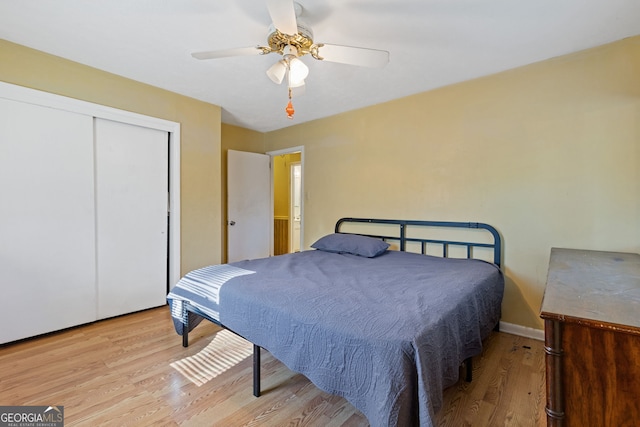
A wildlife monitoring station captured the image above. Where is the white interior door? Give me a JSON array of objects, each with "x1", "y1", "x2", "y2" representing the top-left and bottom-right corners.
[
  {"x1": 0, "y1": 98, "x2": 97, "y2": 344},
  {"x1": 95, "y1": 118, "x2": 168, "y2": 319},
  {"x1": 227, "y1": 150, "x2": 271, "y2": 263}
]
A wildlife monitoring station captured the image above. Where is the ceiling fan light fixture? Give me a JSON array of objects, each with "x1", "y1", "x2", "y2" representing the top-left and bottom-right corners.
[
  {"x1": 288, "y1": 77, "x2": 305, "y2": 88},
  {"x1": 288, "y1": 57, "x2": 308, "y2": 85},
  {"x1": 266, "y1": 60, "x2": 287, "y2": 84}
]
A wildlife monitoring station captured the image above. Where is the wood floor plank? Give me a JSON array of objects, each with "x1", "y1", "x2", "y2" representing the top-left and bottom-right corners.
[{"x1": 0, "y1": 307, "x2": 545, "y2": 426}]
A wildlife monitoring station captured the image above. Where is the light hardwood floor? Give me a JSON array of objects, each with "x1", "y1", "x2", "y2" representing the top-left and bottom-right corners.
[{"x1": 0, "y1": 307, "x2": 545, "y2": 426}]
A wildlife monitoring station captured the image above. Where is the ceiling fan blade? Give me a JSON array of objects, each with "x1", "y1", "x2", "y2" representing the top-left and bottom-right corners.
[
  {"x1": 314, "y1": 44, "x2": 389, "y2": 68},
  {"x1": 267, "y1": 0, "x2": 298, "y2": 35},
  {"x1": 191, "y1": 47, "x2": 266, "y2": 60}
]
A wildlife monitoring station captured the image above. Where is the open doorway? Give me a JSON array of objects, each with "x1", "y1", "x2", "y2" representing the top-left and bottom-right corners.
[
  {"x1": 269, "y1": 147, "x2": 304, "y2": 255},
  {"x1": 290, "y1": 161, "x2": 301, "y2": 252}
]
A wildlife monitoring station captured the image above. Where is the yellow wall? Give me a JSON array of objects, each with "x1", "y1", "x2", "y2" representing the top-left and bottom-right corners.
[
  {"x1": 0, "y1": 39, "x2": 222, "y2": 274},
  {"x1": 263, "y1": 36, "x2": 640, "y2": 330}
]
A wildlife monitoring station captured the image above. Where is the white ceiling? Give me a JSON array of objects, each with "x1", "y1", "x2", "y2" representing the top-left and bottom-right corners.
[{"x1": 1, "y1": 0, "x2": 639, "y2": 132}]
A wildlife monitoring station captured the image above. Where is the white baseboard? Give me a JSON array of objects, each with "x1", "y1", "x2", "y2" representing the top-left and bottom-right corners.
[{"x1": 499, "y1": 321, "x2": 544, "y2": 341}]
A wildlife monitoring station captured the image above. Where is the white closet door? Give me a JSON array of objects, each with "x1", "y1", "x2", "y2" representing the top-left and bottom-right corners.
[
  {"x1": 0, "y1": 98, "x2": 96, "y2": 344},
  {"x1": 95, "y1": 118, "x2": 168, "y2": 319}
]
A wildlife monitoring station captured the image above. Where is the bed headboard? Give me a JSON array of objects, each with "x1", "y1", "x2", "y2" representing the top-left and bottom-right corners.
[{"x1": 335, "y1": 218, "x2": 502, "y2": 268}]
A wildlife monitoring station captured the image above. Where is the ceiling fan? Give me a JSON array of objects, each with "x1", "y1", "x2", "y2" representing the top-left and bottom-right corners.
[{"x1": 191, "y1": 0, "x2": 390, "y2": 119}]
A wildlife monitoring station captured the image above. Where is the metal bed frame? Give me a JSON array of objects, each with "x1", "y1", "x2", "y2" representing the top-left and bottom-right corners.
[
  {"x1": 178, "y1": 217, "x2": 503, "y2": 398},
  {"x1": 334, "y1": 218, "x2": 502, "y2": 268}
]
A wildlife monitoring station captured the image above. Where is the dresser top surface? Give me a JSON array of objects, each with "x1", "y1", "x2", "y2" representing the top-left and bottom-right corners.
[{"x1": 540, "y1": 247, "x2": 640, "y2": 331}]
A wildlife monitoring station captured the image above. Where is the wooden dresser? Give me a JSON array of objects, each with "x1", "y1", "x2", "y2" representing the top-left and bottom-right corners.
[{"x1": 540, "y1": 248, "x2": 640, "y2": 427}]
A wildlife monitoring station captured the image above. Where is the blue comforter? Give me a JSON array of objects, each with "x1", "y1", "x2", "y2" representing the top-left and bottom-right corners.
[{"x1": 170, "y1": 249, "x2": 503, "y2": 426}]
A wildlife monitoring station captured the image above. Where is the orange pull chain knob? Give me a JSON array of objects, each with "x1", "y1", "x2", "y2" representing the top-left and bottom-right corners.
[{"x1": 285, "y1": 100, "x2": 295, "y2": 119}]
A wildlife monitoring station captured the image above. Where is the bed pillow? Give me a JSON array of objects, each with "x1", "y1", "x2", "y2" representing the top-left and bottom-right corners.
[{"x1": 311, "y1": 233, "x2": 390, "y2": 258}]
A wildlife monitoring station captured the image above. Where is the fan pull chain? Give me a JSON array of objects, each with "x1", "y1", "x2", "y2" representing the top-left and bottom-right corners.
[{"x1": 285, "y1": 87, "x2": 295, "y2": 119}]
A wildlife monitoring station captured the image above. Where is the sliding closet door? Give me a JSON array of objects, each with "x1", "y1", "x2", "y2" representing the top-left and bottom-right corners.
[
  {"x1": 94, "y1": 118, "x2": 168, "y2": 319},
  {"x1": 0, "y1": 98, "x2": 96, "y2": 344}
]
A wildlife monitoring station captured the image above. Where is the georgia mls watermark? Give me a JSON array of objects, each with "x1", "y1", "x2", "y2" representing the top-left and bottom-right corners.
[{"x1": 0, "y1": 406, "x2": 64, "y2": 427}]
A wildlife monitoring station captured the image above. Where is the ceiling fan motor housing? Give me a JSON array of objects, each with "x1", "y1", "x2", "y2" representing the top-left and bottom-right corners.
[{"x1": 267, "y1": 20, "x2": 314, "y2": 56}]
